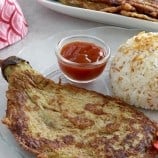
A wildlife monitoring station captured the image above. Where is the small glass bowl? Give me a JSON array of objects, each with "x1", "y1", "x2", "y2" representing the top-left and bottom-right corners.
[{"x1": 55, "y1": 35, "x2": 110, "y2": 83}]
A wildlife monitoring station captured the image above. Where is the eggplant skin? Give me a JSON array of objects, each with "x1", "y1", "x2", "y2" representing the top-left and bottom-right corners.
[
  {"x1": 1, "y1": 56, "x2": 29, "y2": 81},
  {"x1": 1, "y1": 56, "x2": 158, "y2": 158}
]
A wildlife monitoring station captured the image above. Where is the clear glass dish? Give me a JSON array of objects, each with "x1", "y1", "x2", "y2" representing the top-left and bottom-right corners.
[{"x1": 55, "y1": 35, "x2": 110, "y2": 83}]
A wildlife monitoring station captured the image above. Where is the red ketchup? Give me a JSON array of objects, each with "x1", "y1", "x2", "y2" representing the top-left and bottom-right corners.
[{"x1": 58, "y1": 41, "x2": 107, "y2": 82}]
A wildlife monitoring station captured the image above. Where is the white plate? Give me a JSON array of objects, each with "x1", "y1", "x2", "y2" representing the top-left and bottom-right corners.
[
  {"x1": 1, "y1": 26, "x2": 158, "y2": 158},
  {"x1": 37, "y1": 0, "x2": 158, "y2": 31}
]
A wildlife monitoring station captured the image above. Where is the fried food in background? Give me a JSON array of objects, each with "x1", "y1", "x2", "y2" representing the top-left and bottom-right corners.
[
  {"x1": 59, "y1": 0, "x2": 158, "y2": 21},
  {"x1": 59, "y1": 0, "x2": 115, "y2": 11},
  {"x1": 1, "y1": 56, "x2": 158, "y2": 157}
]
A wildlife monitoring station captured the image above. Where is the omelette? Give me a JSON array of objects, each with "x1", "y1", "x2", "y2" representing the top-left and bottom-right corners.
[{"x1": 1, "y1": 56, "x2": 158, "y2": 158}]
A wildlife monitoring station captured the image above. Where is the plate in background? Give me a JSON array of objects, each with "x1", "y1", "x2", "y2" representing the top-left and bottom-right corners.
[{"x1": 37, "y1": 0, "x2": 158, "y2": 31}]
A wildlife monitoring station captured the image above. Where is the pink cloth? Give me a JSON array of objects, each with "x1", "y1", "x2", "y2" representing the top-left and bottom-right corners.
[{"x1": 0, "y1": 0, "x2": 28, "y2": 49}]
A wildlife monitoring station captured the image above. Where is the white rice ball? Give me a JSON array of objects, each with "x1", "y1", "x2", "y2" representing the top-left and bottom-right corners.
[{"x1": 110, "y1": 32, "x2": 158, "y2": 110}]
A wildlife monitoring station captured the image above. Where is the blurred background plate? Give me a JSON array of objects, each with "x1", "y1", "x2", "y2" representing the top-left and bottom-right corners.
[{"x1": 37, "y1": 0, "x2": 158, "y2": 31}]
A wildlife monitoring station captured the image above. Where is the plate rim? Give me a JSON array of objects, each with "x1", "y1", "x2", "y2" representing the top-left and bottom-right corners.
[{"x1": 1, "y1": 25, "x2": 157, "y2": 158}]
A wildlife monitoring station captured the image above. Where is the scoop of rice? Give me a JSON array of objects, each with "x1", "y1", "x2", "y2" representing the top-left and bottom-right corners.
[{"x1": 110, "y1": 32, "x2": 158, "y2": 110}]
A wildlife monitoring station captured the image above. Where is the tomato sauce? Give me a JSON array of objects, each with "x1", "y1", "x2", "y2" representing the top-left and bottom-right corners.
[
  {"x1": 60, "y1": 42, "x2": 105, "y2": 63},
  {"x1": 58, "y1": 41, "x2": 107, "y2": 81}
]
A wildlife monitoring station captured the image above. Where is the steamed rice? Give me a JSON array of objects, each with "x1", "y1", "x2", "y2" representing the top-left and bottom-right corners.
[{"x1": 110, "y1": 32, "x2": 158, "y2": 110}]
